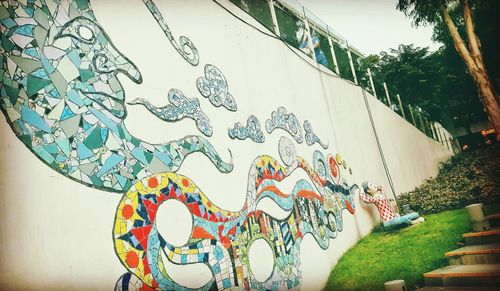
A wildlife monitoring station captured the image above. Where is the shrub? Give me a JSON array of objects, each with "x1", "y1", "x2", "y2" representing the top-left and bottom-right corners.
[{"x1": 398, "y1": 144, "x2": 500, "y2": 214}]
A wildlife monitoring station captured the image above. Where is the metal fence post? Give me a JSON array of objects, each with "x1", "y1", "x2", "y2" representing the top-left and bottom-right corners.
[
  {"x1": 433, "y1": 122, "x2": 441, "y2": 143},
  {"x1": 417, "y1": 109, "x2": 425, "y2": 134},
  {"x1": 302, "y1": 7, "x2": 317, "y2": 63},
  {"x1": 383, "y1": 82, "x2": 392, "y2": 107},
  {"x1": 367, "y1": 68, "x2": 377, "y2": 98},
  {"x1": 445, "y1": 129, "x2": 453, "y2": 151},
  {"x1": 327, "y1": 33, "x2": 340, "y2": 75},
  {"x1": 346, "y1": 42, "x2": 358, "y2": 84},
  {"x1": 268, "y1": 0, "x2": 280, "y2": 36},
  {"x1": 396, "y1": 94, "x2": 405, "y2": 118},
  {"x1": 437, "y1": 123, "x2": 445, "y2": 147},
  {"x1": 424, "y1": 116, "x2": 432, "y2": 138},
  {"x1": 430, "y1": 121, "x2": 438, "y2": 141},
  {"x1": 437, "y1": 125, "x2": 450, "y2": 150},
  {"x1": 409, "y1": 104, "x2": 417, "y2": 126}
]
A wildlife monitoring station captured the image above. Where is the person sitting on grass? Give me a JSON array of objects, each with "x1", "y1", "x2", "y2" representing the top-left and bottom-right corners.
[{"x1": 360, "y1": 181, "x2": 424, "y2": 228}]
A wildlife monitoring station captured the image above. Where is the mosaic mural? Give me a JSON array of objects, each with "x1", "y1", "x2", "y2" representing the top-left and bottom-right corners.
[
  {"x1": 228, "y1": 115, "x2": 265, "y2": 143},
  {"x1": 0, "y1": 0, "x2": 231, "y2": 193},
  {"x1": 0, "y1": 1, "x2": 360, "y2": 290},
  {"x1": 197, "y1": 64, "x2": 237, "y2": 112},
  {"x1": 143, "y1": 0, "x2": 199, "y2": 66},
  {"x1": 304, "y1": 120, "x2": 328, "y2": 149},
  {"x1": 265, "y1": 106, "x2": 303, "y2": 144},
  {"x1": 113, "y1": 137, "x2": 358, "y2": 290},
  {"x1": 128, "y1": 89, "x2": 213, "y2": 137}
]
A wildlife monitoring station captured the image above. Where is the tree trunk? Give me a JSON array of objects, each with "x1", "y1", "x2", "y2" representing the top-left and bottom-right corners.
[
  {"x1": 475, "y1": 74, "x2": 500, "y2": 141},
  {"x1": 441, "y1": 5, "x2": 500, "y2": 141},
  {"x1": 462, "y1": 0, "x2": 500, "y2": 105},
  {"x1": 462, "y1": 0, "x2": 483, "y2": 67}
]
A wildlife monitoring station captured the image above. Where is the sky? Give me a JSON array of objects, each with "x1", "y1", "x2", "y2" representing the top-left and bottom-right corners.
[{"x1": 298, "y1": 0, "x2": 441, "y2": 56}]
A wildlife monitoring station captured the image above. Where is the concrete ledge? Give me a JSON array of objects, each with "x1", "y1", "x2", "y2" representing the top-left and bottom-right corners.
[
  {"x1": 424, "y1": 264, "x2": 500, "y2": 287},
  {"x1": 446, "y1": 244, "x2": 500, "y2": 265},
  {"x1": 418, "y1": 287, "x2": 499, "y2": 291},
  {"x1": 446, "y1": 244, "x2": 500, "y2": 257},
  {"x1": 464, "y1": 229, "x2": 500, "y2": 245},
  {"x1": 463, "y1": 229, "x2": 500, "y2": 238},
  {"x1": 424, "y1": 265, "x2": 500, "y2": 278}
]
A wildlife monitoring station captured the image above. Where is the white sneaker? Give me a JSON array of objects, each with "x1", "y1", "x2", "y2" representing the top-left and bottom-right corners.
[{"x1": 411, "y1": 217, "x2": 425, "y2": 225}]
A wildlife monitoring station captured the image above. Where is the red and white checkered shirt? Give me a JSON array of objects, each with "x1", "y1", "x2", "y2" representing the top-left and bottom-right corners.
[{"x1": 360, "y1": 192, "x2": 397, "y2": 222}]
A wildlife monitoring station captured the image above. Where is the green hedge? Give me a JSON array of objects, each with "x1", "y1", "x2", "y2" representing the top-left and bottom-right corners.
[{"x1": 398, "y1": 144, "x2": 500, "y2": 214}]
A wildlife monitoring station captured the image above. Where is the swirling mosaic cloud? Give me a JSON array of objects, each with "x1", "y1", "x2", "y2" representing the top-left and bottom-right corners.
[
  {"x1": 228, "y1": 115, "x2": 265, "y2": 143},
  {"x1": 304, "y1": 120, "x2": 328, "y2": 149},
  {"x1": 265, "y1": 107, "x2": 303, "y2": 143},
  {"x1": 197, "y1": 64, "x2": 237, "y2": 111},
  {"x1": 128, "y1": 89, "x2": 213, "y2": 137}
]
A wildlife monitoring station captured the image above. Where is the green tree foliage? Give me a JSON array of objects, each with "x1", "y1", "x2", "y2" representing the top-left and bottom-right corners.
[
  {"x1": 432, "y1": 1, "x2": 500, "y2": 93},
  {"x1": 430, "y1": 1, "x2": 500, "y2": 132},
  {"x1": 436, "y1": 44, "x2": 485, "y2": 132},
  {"x1": 360, "y1": 0, "x2": 499, "y2": 131},
  {"x1": 397, "y1": 0, "x2": 452, "y2": 26},
  {"x1": 397, "y1": 0, "x2": 500, "y2": 140},
  {"x1": 359, "y1": 45, "x2": 467, "y2": 123},
  {"x1": 380, "y1": 45, "x2": 444, "y2": 118},
  {"x1": 229, "y1": 0, "x2": 273, "y2": 31},
  {"x1": 357, "y1": 55, "x2": 387, "y2": 103}
]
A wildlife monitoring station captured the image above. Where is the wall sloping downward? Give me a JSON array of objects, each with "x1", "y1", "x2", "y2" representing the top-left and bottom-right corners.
[{"x1": 0, "y1": 0, "x2": 451, "y2": 290}]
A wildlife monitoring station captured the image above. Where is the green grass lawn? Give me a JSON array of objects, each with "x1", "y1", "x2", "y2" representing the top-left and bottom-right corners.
[{"x1": 324, "y1": 204, "x2": 500, "y2": 291}]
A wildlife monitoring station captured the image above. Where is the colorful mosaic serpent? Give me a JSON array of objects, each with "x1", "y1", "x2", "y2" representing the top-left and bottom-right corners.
[{"x1": 113, "y1": 137, "x2": 358, "y2": 290}]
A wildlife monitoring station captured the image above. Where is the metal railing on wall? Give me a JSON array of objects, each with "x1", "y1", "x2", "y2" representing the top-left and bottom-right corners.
[{"x1": 227, "y1": 0, "x2": 459, "y2": 153}]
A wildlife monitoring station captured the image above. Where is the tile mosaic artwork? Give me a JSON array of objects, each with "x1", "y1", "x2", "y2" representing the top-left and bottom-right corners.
[
  {"x1": 197, "y1": 64, "x2": 237, "y2": 112},
  {"x1": 265, "y1": 107, "x2": 303, "y2": 144},
  {"x1": 142, "y1": 0, "x2": 199, "y2": 66},
  {"x1": 114, "y1": 136, "x2": 358, "y2": 290},
  {"x1": 228, "y1": 115, "x2": 264, "y2": 143},
  {"x1": 304, "y1": 120, "x2": 328, "y2": 149},
  {"x1": 0, "y1": 0, "x2": 231, "y2": 193},
  {"x1": 1, "y1": 1, "x2": 360, "y2": 290},
  {"x1": 128, "y1": 89, "x2": 213, "y2": 137}
]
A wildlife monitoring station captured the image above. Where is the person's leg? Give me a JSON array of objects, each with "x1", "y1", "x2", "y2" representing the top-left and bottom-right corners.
[
  {"x1": 383, "y1": 216, "x2": 412, "y2": 228},
  {"x1": 402, "y1": 212, "x2": 419, "y2": 221},
  {"x1": 401, "y1": 212, "x2": 425, "y2": 225}
]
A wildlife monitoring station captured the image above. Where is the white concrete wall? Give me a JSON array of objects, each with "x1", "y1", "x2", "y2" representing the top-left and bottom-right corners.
[{"x1": 0, "y1": 0, "x2": 452, "y2": 290}]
